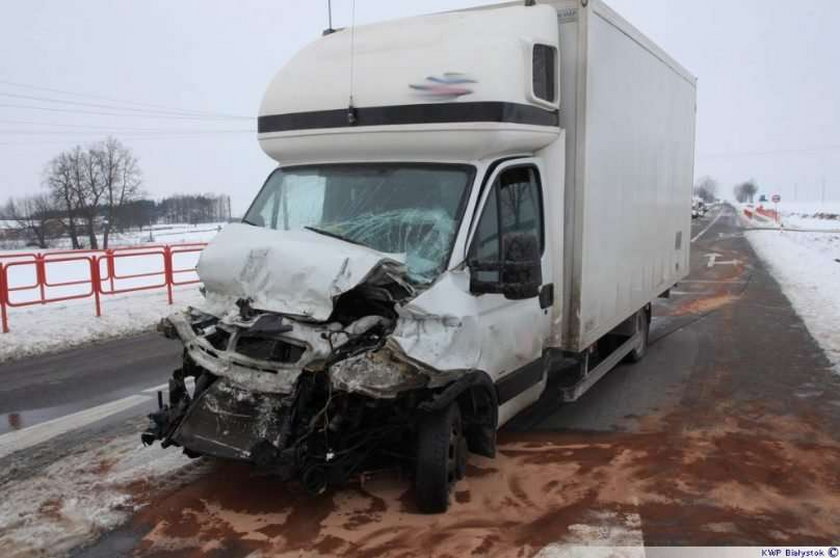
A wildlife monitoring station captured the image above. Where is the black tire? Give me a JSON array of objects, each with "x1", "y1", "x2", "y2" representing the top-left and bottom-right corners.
[
  {"x1": 625, "y1": 308, "x2": 650, "y2": 363},
  {"x1": 414, "y1": 403, "x2": 464, "y2": 514}
]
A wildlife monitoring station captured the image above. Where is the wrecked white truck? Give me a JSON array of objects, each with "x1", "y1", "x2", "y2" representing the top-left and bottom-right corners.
[{"x1": 142, "y1": 0, "x2": 696, "y2": 512}]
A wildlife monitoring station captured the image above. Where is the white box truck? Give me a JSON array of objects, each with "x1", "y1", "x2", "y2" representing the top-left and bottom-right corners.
[{"x1": 144, "y1": 0, "x2": 696, "y2": 512}]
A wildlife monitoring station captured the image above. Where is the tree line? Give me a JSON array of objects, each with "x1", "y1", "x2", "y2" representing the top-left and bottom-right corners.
[
  {"x1": 694, "y1": 176, "x2": 762, "y2": 204},
  {"x1": 1, "y1": 137, "x2": 231, "y2": 249}
]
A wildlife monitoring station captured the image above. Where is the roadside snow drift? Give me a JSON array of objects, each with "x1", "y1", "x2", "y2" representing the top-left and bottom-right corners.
[
  {"x1": 746, "y1": 227, "x2": 840, "y2": 373},
  {"x1": 0, "y1": 433, "x2": 203, "y2": 558}
]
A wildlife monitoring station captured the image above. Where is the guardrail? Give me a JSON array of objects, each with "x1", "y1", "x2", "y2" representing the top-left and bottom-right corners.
[{"x1": 0, "y1": 243, "x2": 206, "y2": 333}]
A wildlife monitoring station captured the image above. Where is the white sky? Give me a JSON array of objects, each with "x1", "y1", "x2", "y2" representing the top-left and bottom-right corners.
[{"x1": 1, "y1": 0, "x2": 839, "y2": 212}]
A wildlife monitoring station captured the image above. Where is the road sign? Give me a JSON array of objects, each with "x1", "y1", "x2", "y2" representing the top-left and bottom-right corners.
[{"x1": 771, "y1": 194, "x2": 781, "y2": 203}]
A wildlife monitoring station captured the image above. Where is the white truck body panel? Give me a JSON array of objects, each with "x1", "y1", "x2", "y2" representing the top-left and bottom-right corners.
[
  {"x1": 550, "y1": 0, "x2": 696, "y2": 351},
  {"x1": 258, "y1": 5, "x2": 561, "y2": 165}
]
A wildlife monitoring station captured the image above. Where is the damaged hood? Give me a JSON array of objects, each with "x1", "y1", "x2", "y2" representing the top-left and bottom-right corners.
[{"x1": 197, "y1": 223, "x2": 412, "y2": 321}]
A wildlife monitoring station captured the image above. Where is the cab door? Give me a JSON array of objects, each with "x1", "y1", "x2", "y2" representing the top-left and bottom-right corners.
[{"x1": 465, "y1": 159, "x2": 553, "y2": 424}]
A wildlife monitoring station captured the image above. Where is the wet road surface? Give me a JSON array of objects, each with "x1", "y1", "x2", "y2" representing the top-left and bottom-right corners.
[
  {"x1": 2, "y1": 204, "x2": 839, "y2": 555},
  {"x1": 0, "y1": 333, "x2": 180, "y2": 435}
]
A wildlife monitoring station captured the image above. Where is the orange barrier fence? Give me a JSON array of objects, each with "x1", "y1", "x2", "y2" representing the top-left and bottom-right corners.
[{"x1": 0, "y1": 243, "x2": 206, "y2": 333}]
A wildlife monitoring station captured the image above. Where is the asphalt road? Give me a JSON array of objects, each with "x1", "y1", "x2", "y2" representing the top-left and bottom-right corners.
[
  {"x1": 0, "y1": 322, "x2": 181, "y2": 436},
  {"x1": 2, "y1": 204, "x2": 839, "y2": 555}
]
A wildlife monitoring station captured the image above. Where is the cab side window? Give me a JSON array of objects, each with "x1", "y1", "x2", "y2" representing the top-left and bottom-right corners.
[
  {"x1": 498, "y1": 167, "x2": 543, "y2": 252},
  {"x1": 468, "y1": 166, "x2": 544, "y2": 283},
  {"x1": 533, "y1": 44, "x2": 557, "y2": 103}
]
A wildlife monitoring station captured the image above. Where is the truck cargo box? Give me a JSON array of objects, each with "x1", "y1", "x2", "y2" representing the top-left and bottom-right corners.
[{"x1": 548, "y1": 0, "x2": 696, "y2": 351}]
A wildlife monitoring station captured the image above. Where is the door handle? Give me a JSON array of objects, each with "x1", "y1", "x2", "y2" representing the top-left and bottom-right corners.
[{"x1": 539, "y1": 283, "x2": 554, "y2": 309}]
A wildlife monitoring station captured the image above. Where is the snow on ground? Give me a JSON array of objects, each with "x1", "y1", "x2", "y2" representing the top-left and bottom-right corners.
[
  {"x1": 777, "y1": 202, "x2": 840, "y2": 232},
  {"x1": 775, "y1": 201, "x2": 840, "y2": 216},
  {"x1": 747, "y1": 201, "x2": 840, "y2": 231},
  {"x1": 0, "y1": 433, "x2": 204, "y2": 558},
  {"x1": 0, "y1": 286, "x2": 204, "y2": 362},
  {"x1": 110, "y1": 222, "x2": 226, "y2": 246},
  {"x1": 745, "y1": 214, "x2": 840, "y2": 373},
  {"x1": 0, "y1": 222, "x2": 225, "y2": 253}
]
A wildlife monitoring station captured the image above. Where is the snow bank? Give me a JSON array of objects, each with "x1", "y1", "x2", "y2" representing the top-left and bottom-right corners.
[
  {"x1": 745, "y1": 228, "x2": 840, "y2": 373},
  {"x1": 0, "y1": 286, "x2": 204, "y2": 363},
  {"x1": 0, "y1": 433, "x2": 204, "y2": 558}
]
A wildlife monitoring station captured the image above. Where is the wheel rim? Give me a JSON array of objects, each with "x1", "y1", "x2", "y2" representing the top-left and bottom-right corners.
[{"x1": 446, "y1": 420, "x2": 461, "y2": 489}]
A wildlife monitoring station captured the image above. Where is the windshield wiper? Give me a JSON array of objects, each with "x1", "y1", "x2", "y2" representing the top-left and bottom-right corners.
[{"x1": 304, "y1": 226, "x2": 364, "y2": 247}]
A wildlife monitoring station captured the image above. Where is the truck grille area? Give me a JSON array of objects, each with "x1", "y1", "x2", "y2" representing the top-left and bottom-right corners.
[
  {"x1": 205, "y1": 329, "x2": 232, "y2": 351},
  {"x1": 235, "y1": 335, "x2": 306, "y2": 364}
]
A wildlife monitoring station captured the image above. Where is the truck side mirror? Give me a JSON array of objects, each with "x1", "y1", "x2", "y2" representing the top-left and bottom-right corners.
[
  {"x1": 469, "y1": 232, "x2": 541, "y2": 299},
  {"x1": 500, "y1": 232, "x2": 541, "y2": 300}
]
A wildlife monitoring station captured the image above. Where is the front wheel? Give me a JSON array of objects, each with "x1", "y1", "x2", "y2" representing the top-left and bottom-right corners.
[{"x1": 414, "y1": 403, "x2": 465, "y2": 513}]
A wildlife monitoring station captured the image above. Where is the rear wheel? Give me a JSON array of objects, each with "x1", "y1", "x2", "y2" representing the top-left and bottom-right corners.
[
  {"x1": 414, "y1": 403, "x2": 465, "y2": 513},
  {"x1": 625, "y1": 308, "x2": 650, "y2": 363}
]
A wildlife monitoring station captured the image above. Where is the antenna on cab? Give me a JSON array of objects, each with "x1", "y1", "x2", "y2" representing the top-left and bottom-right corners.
[
  {"x1": 347, "y1": 0, "x2": 358, "y2": 124},
  {"x1": 323, "y1": 0, "x2": 335, "y2": 35}
]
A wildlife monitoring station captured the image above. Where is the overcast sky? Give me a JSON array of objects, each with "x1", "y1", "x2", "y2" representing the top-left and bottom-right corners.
[{"x1": 2, "y1": 0, "x2": 839, "y2": 213}]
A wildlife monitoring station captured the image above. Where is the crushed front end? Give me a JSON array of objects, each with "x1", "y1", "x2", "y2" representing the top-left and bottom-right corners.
[
  {"x1": 143, "y1": 273, "x2": 437, "y2": 492},
  {"x1": 142, "y1": 213, "x2": 499, "y2": 511}
]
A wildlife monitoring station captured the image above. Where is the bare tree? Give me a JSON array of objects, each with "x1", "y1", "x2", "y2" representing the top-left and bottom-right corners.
[
  {"x1": 694, "y1": 176, "x2": 718, "y2": 203},
  {"x1": 94, "y1": 137, "x2": 142, "y2": 248},
  {"x1": 79, "y1": 146, "x2": 107, "y2": 248},
  {"x1": 3, "y1": 195, "x2": 59, "y2": 248},
  {"x1": 43, "y1": 138, "x2": 142, "y2": 249},
  {"x1": 45, "y1": 152, "x2": 82, "y2": 248}
]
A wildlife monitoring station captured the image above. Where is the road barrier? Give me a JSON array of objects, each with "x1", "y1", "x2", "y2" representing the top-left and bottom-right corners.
[
  {"x1": 754, "y1": 207, "x2": 778, "y2": 222},
  {"x1": 743, "y1": 206, "x2": 779, "y2": 222},
  {"x1": 0, "y1": 243, "x2": 206, "y2": 333}
]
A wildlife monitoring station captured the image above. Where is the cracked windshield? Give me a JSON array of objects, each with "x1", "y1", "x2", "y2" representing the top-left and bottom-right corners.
[{"x1": 243, "y1": 164, "x2": 472, "y2": 283}]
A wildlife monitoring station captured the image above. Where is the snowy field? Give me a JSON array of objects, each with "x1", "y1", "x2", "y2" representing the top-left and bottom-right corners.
[
  {"x1": 0, "y1": 223, "x2": 223, "y2": 362},
  {"x1": 778, "y1": 202, "x2": 840, "y2": 232},
  {"x1": 0, "y1": 222, "x2": 227, "y2": 252},
  {"x1": 742, "y1": 203, "x2": 840, "y2": 373}
]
